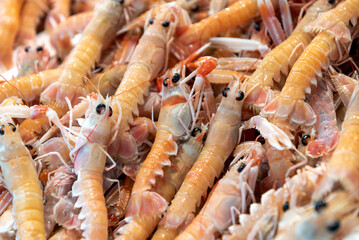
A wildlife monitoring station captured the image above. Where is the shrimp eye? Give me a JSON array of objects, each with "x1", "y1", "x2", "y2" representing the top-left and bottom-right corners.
[
  {"x1": 163, "y1": 78, "x2": 169, "y2": 87},
  {"x1": 25, "y1": 144, "x2": 33, "y2": 150},
  {"x1": 301, "y1": 135, "x2": 310, "y2": 146},
  {"x1": 96, "y1": 104, "x2": 106, "y2": 115},
  {"x1": 162, "y1": 20, "x2": 170, "y2": 27},
  {"x1": 282, "y1": 201, "x2": 289, "y2": 212},
  {"x1": 328, "y1": 0, "x2": 335, "y2": 4},
  {"x1": 94, "y1": 65, "x2": 103, "y2": 72},
  {"x1": 0, "y1": 125, "x2": 4, "y2": 135},
  {"x1": 149, "y1": 18, "x2": 154, "y2": 25},
  {"x1": 314, "y1": 200, "x2": 327, "y2": 212},
  {"x1": 236, "y1": 91, "x2": 244, "y2": 101},
  {"x1": 237, "y1": 163, "x2": 246, "y2": 172},
  {"x1": 191, "y1": 4, "x2": 199, "y2": 12},
  {"x1": 118, "y1": 0, "x2": 125, "y2": 5},
  {"x1": 172, "y1": 73, "x2": 180, "y2": 83},
  {"x1": 191, "y1": 127, "x2": 202, "y2": 137},
  {"x1": 36, "y1": 46, "x2": 43, "y2": 52},
  {"x1": 222, "y1": 87, "x2": 230, "y2": 97},
  {"x1": 254, "y1": 23, "x2": 260, "y2": 31},
  {"x1": 327, "y1": 220, "x2": 340, "y2": 232},
  {"x1": 25, "y1": 46, "x2": 30, "y2": 52},
  {"x1": 8, "y1": 123, "x2": 16, "y2": 132},
  {"x1": 109, "y1": 106, "x2": 113, "y2": 117}
]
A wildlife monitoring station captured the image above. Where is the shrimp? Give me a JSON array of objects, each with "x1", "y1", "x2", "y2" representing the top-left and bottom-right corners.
[
  {"x1": 109, "y1": 3, "x2": 191, "y2": 161},
  {"x1": 278, "y1": 191, "x2": 359, "y2": 240},
  {"x1": 0, "y1": 0, "x2": 24, "y2": 70},
  {"x1": 175, "y1": 142, "x2": 265, "y2": 240},
  {"x1": 306, "y1": 79, "x2": 339, "y2": 158},
  {"x1": 71, "y1": 94, "x2": 117, "y2": 239},
  {"x1": 223, "y1": 164, "x2": 328, "y2": 240},
  {"x1": 0, "y1": 116, "x2": 46, "y2": 239},
  {"x1": 327, "y1": 84, "x2": 359, "y2": 192},
  {"x1": 116, "y1": 127, "x2": 205, "y2": 240},
  {"x1": 16, "y1": 45, "x2": 58, "y2": 78},
  {"x1": 152, "y1": 79, "x2": 246, "y2": 237},
  {"x1": 40, "y1": 0, "x2": 125, "y2": 117},
  {"x1": 16, "y1": 0, "x2": 49, "y2": 45},
  {"x1": 45, "y1": 0, "x2": 71, "y2": 30},
  {"x1": 171, "y1": 0, "x2": 262, "y2": 59},
  {"x1": 50, "y1": 11, "x2": 94, "y2": 58},
  {"x1": 243, "y1": 0, "x2": 333, "y2": 113},
  {"x1": 304, "y1": 0, "x2": 359, "y2": 42},
  {"x1": 260, "y1": 28, "x2": 344, "y2": 126},
  {"x1": 125, "y1": 74, "x2": 192, "y2": 217}
]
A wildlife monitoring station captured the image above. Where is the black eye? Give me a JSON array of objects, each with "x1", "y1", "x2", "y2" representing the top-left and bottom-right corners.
[
  {"x1": 328, "y1": 0, "x2": 335, "y2": 4},
  {"x1": 314, "y1": 200, "x2": 327, "y2": 212},
  {"x1": 94, "y1": 65, "x2": 103, "y2": 72},
  {"x1": 301, "y1": 135, "x2": 310, "y2": 146},
  {"x1": 282, "y1": 201, "x2": 289, "y2": 211},
  {"x1": 163, "y1": 78, "x2": 169, "y2": 87},
  {"x1": 191, "y1": 127, "x2": 202, "y2": 137},
  {"x1": 236, "y1": 91, "x2": 244, "y2": 101},
  {"x1": 8, "y1": 123, "x2": 16, "y2": 132},
  {"x1": 327, "y1": 220, "x2": 340, "y2": 232},
  {"x1": 162, "y1": 20, "x2": 170, "y2": 27},
  {"x1": 149, "y1": 18, "x2": 154, "y2": 25},
  {"x1": 25, "y1": 144, "x2": 33, "y2": 150},
  {"x1": 25, "y1": 47, "x2": 30, "y2": 52},
  {"x1": 96, "y1": 104, "x2": 106, "y2": 115},
  {"x1": 254, "y1": 23, "x2": 260, "y2": 31},
  {"x1": 109, "y1": 106, "x2": 113, "y2": 117},
  {"x1": 0, "y1": 125, "x2": 4, "y2": 135},
  {"x1": 191, "y1": 4, "x2": 199, "y2": 12},
  {"x1": 172, "y1": 73, "x2": 180, "y2": 83},
  {"x1": 36, "y1": 46, "x2": 43, "y2": 52},
  {"x1": 118, "y1": 0, "x2": 125, "y2": 4},
  {"x1": 222, "y1": 87, "x2": 230, "y2": 97},
  {"x1": 237, "y1": 163, "x2": 246, "y2": 172}
]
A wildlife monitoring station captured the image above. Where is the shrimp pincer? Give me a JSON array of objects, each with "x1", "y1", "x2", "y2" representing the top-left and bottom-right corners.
[
  {"x1": 176, "y1": 142, "x2": 265, "y2": 240},
  {"x1": 0, "y1": 116, "x2": 46, "y2": 239},
  {"x1": 154, "y1": 79, "x2": 247, "y2": 236}
]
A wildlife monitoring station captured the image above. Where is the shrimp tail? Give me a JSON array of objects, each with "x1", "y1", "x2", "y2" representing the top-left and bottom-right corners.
[
  {"x1": 244, "y1": 85, "x2": 274, "y2": 112},
  {"x1": 126, "y1": 191, "x2": 167, "y2": 216},
  {"x1": 261, "y1": 96, "x2": 316, "y2": 126},
  {"x1": 305, "y1": 16, "x2": 351, "y2": 43}
]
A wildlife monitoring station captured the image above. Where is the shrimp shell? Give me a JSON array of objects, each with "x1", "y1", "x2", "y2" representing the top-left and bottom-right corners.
[{"x1": 0, "y1": 118, "x2": 46, "y2": 239}]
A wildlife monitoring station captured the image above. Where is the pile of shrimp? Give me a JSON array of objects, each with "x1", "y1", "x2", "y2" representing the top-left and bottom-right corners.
[{"x1": 0, "y1": 0, "x2": 358, "y2": 239}]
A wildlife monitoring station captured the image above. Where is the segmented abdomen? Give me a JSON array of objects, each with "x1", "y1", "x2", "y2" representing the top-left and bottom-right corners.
[
  {"x1": 246, "y1": 31, "x2": 311, "y2": 90},
  {"x1": 280, "y1": 32, "x2": 334, "y2": 100},
  {"x1": 4, "y1": 156, "x2": 46, "y2": 240},
  {"x1": 72, "y1": 170, "x2": 108, "y2": 240},
  {"x1": 114, "y1": 63, "x2": 151, "y2": 132},
  {"x1": 0, "y1": 69, "x2": 61, "y2": 104},
  {"x1": 0, "y1": 0, "x2": 24, "y2": 69}
]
